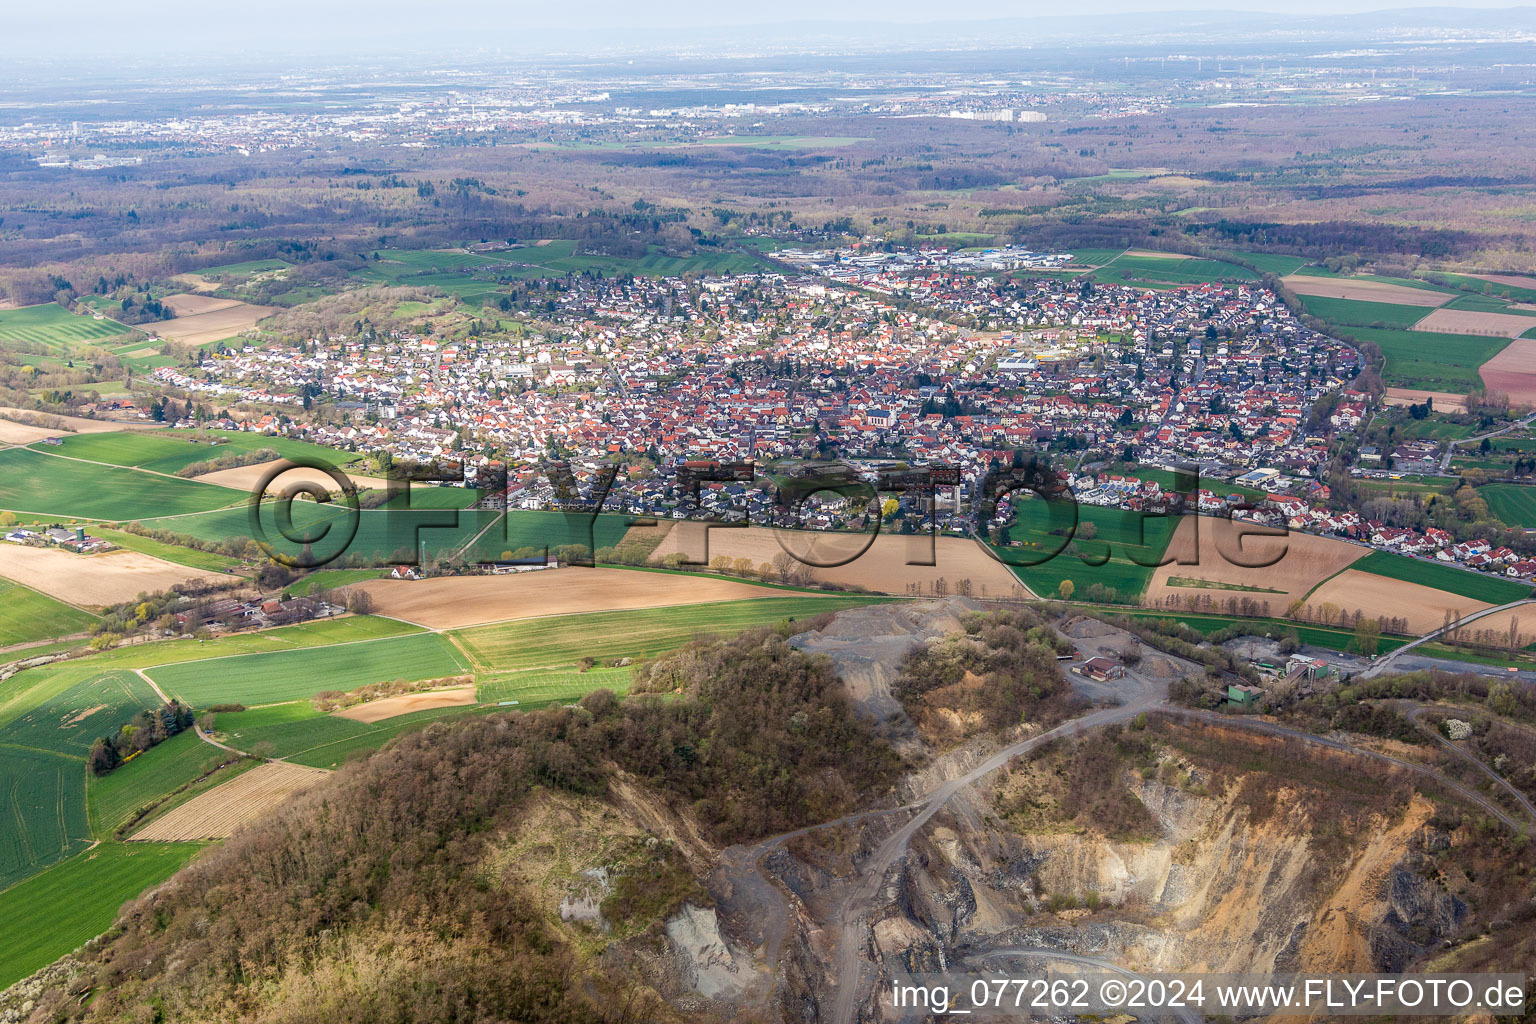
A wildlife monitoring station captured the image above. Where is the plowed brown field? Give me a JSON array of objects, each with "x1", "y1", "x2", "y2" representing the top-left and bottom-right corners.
[
  {"x1": 352, "y1": 567, "x2": 801, "y2": 629},
  {"x1": 1281, "y1": 275, "x2": 1452, "y2": 306},
  {"x1": 1144, "y1": 517, "x2": 1365, "y2": 615},
  {"x1": 647, "y1": 525, "x2": 1031, "y2": 599},
  {"x1": 131, "y1": 761, "x2": 329, "y2": 841},
  {"x1": 334, "y1": 684, "x2": 478, "y2": 723}
]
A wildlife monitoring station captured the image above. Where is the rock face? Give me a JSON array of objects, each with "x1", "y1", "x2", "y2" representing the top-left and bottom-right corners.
[
  {"x1": 789, "y1": 597, "x2": 983, "y2": 720},
  {"x1": 666, "y1": 904, "x2": 746, "y2": 998}
]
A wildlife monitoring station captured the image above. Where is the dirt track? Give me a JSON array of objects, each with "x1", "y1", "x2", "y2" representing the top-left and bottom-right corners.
[
  {"x1": 351, "y1": 567, "x2": 799, "y2": 629},
  {"x1": 647, "y1": 524, "x2": 1029, "y2": 599},
  {"x1": 0, "y1": 543, "x2": 229, "y2": 607},
  {"x1": 334, "y1": 684, "x2": 478, "y2": 723}
]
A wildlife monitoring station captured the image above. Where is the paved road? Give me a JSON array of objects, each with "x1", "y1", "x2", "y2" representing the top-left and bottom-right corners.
[
  {"x1": 1439, "y1": 410, "x2": 1536, "y2": 473},
  {"x1": 1363, "y1": 597, "x2": 1536, "y2": 677}
]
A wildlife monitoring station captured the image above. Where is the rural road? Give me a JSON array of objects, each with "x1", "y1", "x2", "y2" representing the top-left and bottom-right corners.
[
  {"x1": 1402, "y1": 702, "x2": 1536, "y2": 823},
  {"x1": 1439, "y1": 410, "x2": 1536, "y2": 473},
  {"x1": 1163, "y1": 707, "x2": 1529, "y2": 831}
]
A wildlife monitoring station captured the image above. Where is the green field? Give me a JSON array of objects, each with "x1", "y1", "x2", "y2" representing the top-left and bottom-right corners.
[
  {"x1": 87, "y1": 527, "x2": 243, "y2": 573},
  {"x1": 1344, "y1": 326, "x2": 1512, "y2": 392},
  {"x1": 1353, "y1": 549, "x2": 1531, "y2": 604},
  {"x1": 997, "y1": 501, "x2": 1179, "y2": 603},
  {"x1": 0, "y1": 303, "x2": 138, "y2": 352},
  {"x1": 1426, "y1": 272, "x2": 1536, "y2": 304},
  {"x1": 147, "y1": 630, "x2": 469, "y2": 706},
  {"x1": 85, "y1": 727, "x2": 234, "y2": 836},
  {"x1": 138, "y1": 503, "x2": 632, "y2": 565},
  {"x1": 200, "y1": 258, "x2": 291, "y2": 278},
  {"x1": 0, "y1": 670, "x2": 165, "y2": 887},
  {"x1": 0, "y1": 580, "x2": 96, "y2": 648},
  {"x1": 31, "y1": 429, "x2": 359, "y2": 476},
  {"x1": 1480, "y1": 484, "x2": 1536, "y2": 529},
  {"x1": 1441, "y1": 293, "x2": 1536, "y2": 317},
  {"x1": 1217, "y1": 251, "x2": 1311, "y2": 276},
  {"x1": 478, "y1": 666, "x2": 634, "y2": 706},
  {"x1": 1299, "y1": 295, "x2": 1430, "y2": 329},
  {"x1": 0, "y1": 842, "x2": 201, "y2": 989},
  {"x1": 208, "y1": 698, "x2": 485, "y2": 768},
  {"x1": 454, "y1": 595, "x2": 885, "y2": 674},
  {"x1": 1091, "y1": 254, "x2": 1260, "y2": 287},
  {"x1": 0, "y1": 447, "x2": 242, "y2": 519}
]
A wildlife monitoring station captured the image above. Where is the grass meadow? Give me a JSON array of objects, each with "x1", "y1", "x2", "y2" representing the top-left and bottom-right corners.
[
  {"x1": 0, "y1": 580, "x2": 97, "y2": 647},
  {"x1": 0, "y1": 842, "x2": 202, "y2": 989},
  {"x1": 0, "y1": 303, "x2": 138, "y2": 351},
  {"x1": 0, "y1": 448, "x2": 242, "y2": 519},
  {"x1": 147, "y1": 630, "x2": 469, "y2": 706}
]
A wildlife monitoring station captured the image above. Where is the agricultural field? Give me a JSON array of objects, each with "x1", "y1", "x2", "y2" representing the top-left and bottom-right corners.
[
  {"x1": 453, "y1": 594, "x2": 886, "y2": 674},
  {"x1": 1215, "y1": 251, "x2": 1310, "y2": 276},
  {"x1": 144, "y1": 298, "x2": 275, "y2": 347},
  {"x1": 0, "y1": 543, "x2": 229, "y2": 608},
  {"x1": 1475, "y1": 338, "x2": 1536, "y2": 405},
  {"x1": 134, "y1": 504, "x2": 629, "y2": 566},
  {"x1": 1282, "y1": 273, "x2": 1453, "y2": 306},
  {"x1": 1480, "y1": 483, "x2": 1536, "y2": 529},
  {"x1": 1352, "y1": 549, "x2": 1531, "y2": 605},
  {"x1": 478, "y1": 666, "x2": 633, "y2": 707},
  {"x1": 0, "y1": 671, "x2": 161, "y2": 888},
  {"x1": 354, "y1": 567, "x2": 801, "y2": 629},
  {"x1": 1113, "y1": 609, "x2": 1411, "y2": 653},
  {"x1": 335, "y1": 684, "x2": 477, "y2": 723},
  {"x1": 0, "y1": 747, "x2": 92, "y2": 891},
  {"x1": 1343, "y1": 326, "x2": 1511, "y2": 392},
  {"x1": 85, "y1": 527, "x2": 243, "y2": 573},
  {"x1": 997, "y1": 499, "x2": 1180, "y2": 603},
  {"x1": 130, "y1": 761, "x2": 330, "y2": 841},
  {"x1": 1299, "y1": 295, "x2": 1429, "y2": 328},
  {"x1": 1143, "y1": 517, "x2": 1365, "y2": 615},
  {"x1": 211, "y1": 700, "x2": 484, "y2": 768},
  {"x1": 146, "y1": 630, "x2": 469, "y2": 706},
  {"x1": 646, "y1": 524, "x2": 1024, "y2": 597},
  {"x1": 200, "y1": 258, "x2": 292, "y2": 278},
  {"x1": 0, "y1": 842, "x2": 201, "y2": 990},
  {"x1": 0, "y1": 447, "x2": 242, "y2": 519},
  {"x1": 0, "y1": 579, "x2": 97, "y2": 647},
  {"x1": 1304, "y1": 569, "x2": 1495, "y2": 635},
  {"x1": 86, "y1": 727, "x2": 238, "y2": 836},
  {"x1": 30, "y1": 429, "x2": 359, "y2": 476},
  {"x1": 0, "y1": 303, "x2": 138, "y2": 351},
  {"x1": 1090, "y1": 253, "x2": 1258, "y2": 287}
]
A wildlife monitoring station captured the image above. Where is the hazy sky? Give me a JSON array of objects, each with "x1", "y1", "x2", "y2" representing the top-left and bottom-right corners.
[{"x1": 8, "y1": 1, "x2": 1529, "y2": 57}]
